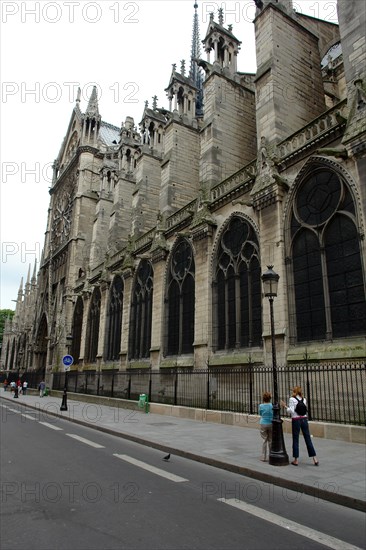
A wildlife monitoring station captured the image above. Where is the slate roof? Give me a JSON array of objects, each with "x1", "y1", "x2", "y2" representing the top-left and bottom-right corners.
[{"x1": 99, "y1": 121, "x2": 120, "y2": 146}]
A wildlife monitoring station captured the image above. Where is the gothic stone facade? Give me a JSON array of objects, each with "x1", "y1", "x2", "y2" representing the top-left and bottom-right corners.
[{"x1": 3, "y1": 0, "x2": 366, "y2": 378}]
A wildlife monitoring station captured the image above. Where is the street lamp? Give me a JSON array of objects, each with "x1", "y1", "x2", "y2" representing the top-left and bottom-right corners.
[
  {"x1": 60, "y1": 335, "x2": 73, "y2": 412},
  {"x1": 262, "y1": 266, "x2": 289, "y2": 466}
]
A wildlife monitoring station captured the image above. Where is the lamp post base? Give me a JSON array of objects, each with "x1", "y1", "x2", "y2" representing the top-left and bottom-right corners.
[
  {"x1": 269, "y1": 417, "x2": 289, "y2": 466},
  {"x1": 60, "y1": 388, "x2": 68, "y2": 411}
]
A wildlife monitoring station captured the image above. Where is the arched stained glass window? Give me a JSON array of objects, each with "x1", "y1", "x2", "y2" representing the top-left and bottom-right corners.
[
  {"x1": 85, "y1": 287, "x2": 101, "y2": 363},
  {"x1": 105, "y1": 276, "x2": 123, "y2": 361},
  {"x1": 129, "y1": 261, "x2": 153, "y2": 359},
  {"x1": 166, "y1": 239, "x2": 195, "y2": 356},
  {"x1": 71, "y1": 296, "x2": 83, "y2": 364},
  {"x1": 289, "y1": 167, "x2": 366, "y2": 342},
  {"x1": 213, "y1": 216, "x2": 262, "y2": 350}
]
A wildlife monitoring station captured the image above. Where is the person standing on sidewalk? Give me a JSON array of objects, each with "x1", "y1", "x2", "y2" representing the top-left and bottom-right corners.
[
  {"x1": 281, "y1": 386, "x2": 319, "y2": 467},
  {"x1": 258, "y1": 391, "x2": 273, "y2": 462},
  {"x1": 22, "y1": 380, "x2": 28, "y2": 395},
  {"x1": 39, "y1": 380, "x2": 46, "y2": 397}
]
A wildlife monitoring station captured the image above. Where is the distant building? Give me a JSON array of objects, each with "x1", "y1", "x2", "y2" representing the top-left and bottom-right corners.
[{"x1": 2, "y1": 1, "x2": 365, "y2": 379}]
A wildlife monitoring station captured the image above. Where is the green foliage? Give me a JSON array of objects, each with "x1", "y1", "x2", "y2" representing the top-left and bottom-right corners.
[{"x1": 0, "y1": 309, "x2": 15, "y2": 345}]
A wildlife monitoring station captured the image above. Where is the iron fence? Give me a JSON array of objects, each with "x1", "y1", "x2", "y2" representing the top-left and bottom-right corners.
[
  {"x1": 51, "y1": 360, "x2": 366, "y2": 426},
  {"x1": 0, "y1": 371, "x2": 45, "y2": 390}
]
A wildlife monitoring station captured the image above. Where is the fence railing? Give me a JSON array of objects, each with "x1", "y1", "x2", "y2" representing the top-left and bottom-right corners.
[
  {"x1": 51, "y1": 361, "x2": 366, "y2": 426},
  {"x1": 1, "y1": 371, "x2": 45, "y2": 391}
]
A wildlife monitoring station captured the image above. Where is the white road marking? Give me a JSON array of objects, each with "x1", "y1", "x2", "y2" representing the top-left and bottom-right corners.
[
  {"x1": 66, "y1": 434, "x2": 105, "y2": 448},
  {"x1": 2, "y1": 405, "x2": 34, "y2": 420},
  {"x1": 113, "y1": 454, "x2": 188, "y2": 483},
  {"x1": 218, "y1": 498, "x2": 363, "y2": 550},
  {"x1": 39, "y1": 422, "x2": 63, "y2": 431},
  {"x1": 22, "y1": 414, "x2": 36, "y2": 420}
]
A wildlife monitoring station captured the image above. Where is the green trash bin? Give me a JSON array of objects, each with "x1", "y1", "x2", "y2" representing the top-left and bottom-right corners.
[
  {"x1": 44, "y1": 387, "x2": 49, "y2": 396},
  {"x1": 138, "y1": 393, "x2": 149, "y2": 413}
]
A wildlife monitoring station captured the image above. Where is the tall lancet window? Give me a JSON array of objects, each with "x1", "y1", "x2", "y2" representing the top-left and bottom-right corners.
[
  {"x1": 166, "y1": 239, "x2": 195, "y2": 356},
  {"x1": 85, "y1": 287, "x2": 101, "y2": 363},
  {"x1": 71, "y1": 296, "x2": 83, "y2": 364},
  {"x1": 105, "y1": 276, "x2": 124, "y2": 361},
  {"x1": 288, "y1": 166, "x2": 366, "y2": 342},
  {"x1": 129, "y1": 261, "x2": 153, "y2": 359},
  {"x1": 213, "y1": 216, "x2": 262, "y2": 351}
]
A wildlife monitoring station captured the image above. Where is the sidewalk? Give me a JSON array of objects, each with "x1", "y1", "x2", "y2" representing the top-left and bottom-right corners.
[{"x1": 1, "y1": 391, "x2": 365, "y2": 512}]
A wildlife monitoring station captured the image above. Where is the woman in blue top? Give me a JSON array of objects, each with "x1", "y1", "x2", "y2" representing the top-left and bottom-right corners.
[{"x1": 258, "y1": 391, "x2": 273, "y2": 461}]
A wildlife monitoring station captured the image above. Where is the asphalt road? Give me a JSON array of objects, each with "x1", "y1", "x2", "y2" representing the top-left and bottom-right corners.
[{"x1": 1, "y1": 402, "x2": 365, "y2": 550}]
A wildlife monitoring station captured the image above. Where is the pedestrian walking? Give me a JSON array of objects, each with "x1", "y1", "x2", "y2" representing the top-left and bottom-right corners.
[
  {"x1": 258, "y1": 391, "x2": 273, "y2": 461},
  {"x1": 22, "y1": 380, "x2": 28, "y2": 395},
  {"x1": 39, "y1": 380, "x2": 46, "y2": 397},
  {"x1": 281, "y1": 386, "x2": 319, "y2": 467},
  {"x1": 3, "y1": 379, "x2": 8, "y2": 391}
]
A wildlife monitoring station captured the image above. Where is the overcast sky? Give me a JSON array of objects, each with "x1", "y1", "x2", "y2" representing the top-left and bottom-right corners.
[{"x1": 0, "y1": 1, "x2": 338, "y2": 311}]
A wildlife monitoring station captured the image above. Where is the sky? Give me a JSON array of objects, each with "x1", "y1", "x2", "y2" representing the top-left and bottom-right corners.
[{"x1": 0, "y1": 1, "x2": 338, "y2": 311}]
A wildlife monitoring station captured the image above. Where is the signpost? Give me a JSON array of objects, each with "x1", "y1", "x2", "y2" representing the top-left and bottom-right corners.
[
  {"x1": 60, "y1": 355, "x2": 74, "y2": 411},
  {"x1": 62, "y1": 355, "x2": 74, "y2": 370}
]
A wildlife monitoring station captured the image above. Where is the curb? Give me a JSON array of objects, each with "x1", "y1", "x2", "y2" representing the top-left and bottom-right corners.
[{"x1": 1, "y1": 396, "x2": 365, "y2": 513}]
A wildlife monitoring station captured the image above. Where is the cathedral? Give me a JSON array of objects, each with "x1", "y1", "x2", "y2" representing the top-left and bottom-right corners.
[{"x1": 2, "y1": 0, "x2": 366, "y2": 381}]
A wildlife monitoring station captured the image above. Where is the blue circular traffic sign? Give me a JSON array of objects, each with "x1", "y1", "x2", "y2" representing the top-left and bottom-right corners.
[{"x1": 62, "y1": 355, "x2": 74, "y2": 367}]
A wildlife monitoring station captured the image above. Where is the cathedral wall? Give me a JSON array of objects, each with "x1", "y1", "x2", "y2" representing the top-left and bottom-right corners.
[
  {"x1": 108, "y1": 177, "x2": 135, "y2": 254},
  {"x1": 90, "y1": 196, "x2": 113, "y2": 269},
  {"x1": 132, "y1": 155, "x2": 161, "y2": 236},
  {"x1": 7, "y1": 1, "x2": 366, "y2": 377},
  {"x1": 120, "y1": 274, "x2": 133, "y2": 365},
  {"x1": 336, "y1": 1, "x2": 366, "y2": 93},
  {"x1": 200, "y1": 74, "x2": 256, "y2": 187},
  {"x1": 295, "y1": 14, "x2": 340, "y2": 60},
  {"x1": 160, "y1": 121, "x2": 200, "y2": 217},
  {"x1": 149, "y1": 260, "x2": 166, "y2": 367},
  {"x1": 192, "y1": 234, "x2": 213, "y2": 367},
  {"x1": 97, "y1": 285, "x2": 109, "y2": 364},
  {"x1": 255, "y1": 6, "x2": 326, "y2": 145}
]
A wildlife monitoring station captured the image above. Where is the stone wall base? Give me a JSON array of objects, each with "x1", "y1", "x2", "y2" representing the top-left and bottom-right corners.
[{"x1": 35, "y1": 389, "x2": 366, "y2": 445}]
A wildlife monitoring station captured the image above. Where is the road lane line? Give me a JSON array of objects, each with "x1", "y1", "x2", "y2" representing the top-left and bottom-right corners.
[
  {"x1": 39, "y1": 422, "x2": 63, "y2": 431},
  {"x1": 218, "y1": 498, "x2": 363, "y2": 550},
  {"x1": 22, "y1": 414, "x2": 36, "y2": 420},
  {"x1": 66, "y1": 434, "x2": 105, "y2": 448},
  {"x1": 1, "y1": 405, "x2": 36, "y2": 421},
  {"x1": 113, "y1": 454, "x2": 188, "y2": 483}
]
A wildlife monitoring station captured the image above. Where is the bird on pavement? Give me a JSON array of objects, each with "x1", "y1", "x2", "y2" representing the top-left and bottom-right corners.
[{"x1": 162, "y1": 453, "x2": 170, "y2": 461}]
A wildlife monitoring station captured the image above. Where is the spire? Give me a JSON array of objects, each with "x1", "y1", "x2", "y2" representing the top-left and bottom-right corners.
[
  {"x1": 189, "y1": 2, "x2": 204, "y2": 116},
  {"x1": 15, "y1": 277, "x2": 24, "y2": 318},
  {"x1": 25, "y1": 264, "x2": 31, "y2": 296},
  {"x1": 31, "y1": 259, "x2": 37, "y2": 285},
  {"x1": 218, "y1": 7, "x2": 224, "y2": 25},
  {"x1": 82, "y1": 85, "x2": 101, "y2": 146},
  {"x1": 18, "y1": 277, "x2": 24, "y2": 299},
  {"x1": 85, "y1": 85, "x2": 100, "y2": 118}
]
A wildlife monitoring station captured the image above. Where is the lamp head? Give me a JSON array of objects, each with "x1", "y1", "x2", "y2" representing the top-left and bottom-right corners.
[{"x1": 261, "y1": 265, "x2": 279, "y2": 298}]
